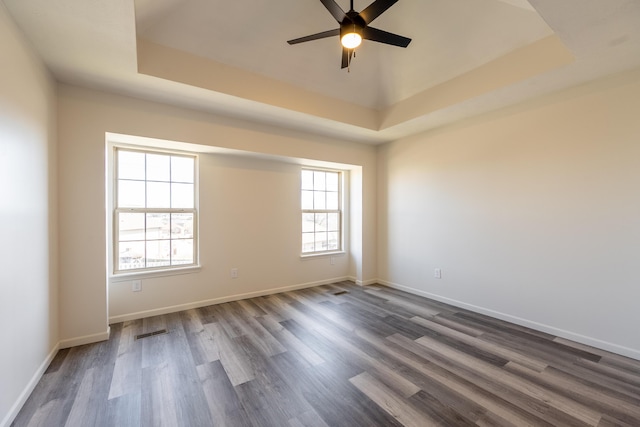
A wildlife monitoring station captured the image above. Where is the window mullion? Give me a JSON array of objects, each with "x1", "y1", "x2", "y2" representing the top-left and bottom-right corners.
[{"x1": 143, "y1": 209, "x2": 148, "y2": 269}]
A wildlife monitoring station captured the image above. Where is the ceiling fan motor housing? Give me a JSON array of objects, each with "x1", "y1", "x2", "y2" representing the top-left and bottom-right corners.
[{"x1": 341, "y1": 11, "x2": 365, "y2": 41}]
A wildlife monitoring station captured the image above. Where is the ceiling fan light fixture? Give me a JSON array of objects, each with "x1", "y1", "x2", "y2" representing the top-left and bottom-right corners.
[
  {"x1": 341, "y1": 31, "x2": 362, "y2": 49},
  {"x1": 286, "y1": 0, "x2": 411, "y2": 69}
]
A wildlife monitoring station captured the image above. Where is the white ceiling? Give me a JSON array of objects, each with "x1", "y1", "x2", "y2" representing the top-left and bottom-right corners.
[
  {"x1": 4, "y1": 0, "x2": 640, "y2": 144},
  {"x1": 134, "y1": 0, "x2": 552, "y2": 109}
]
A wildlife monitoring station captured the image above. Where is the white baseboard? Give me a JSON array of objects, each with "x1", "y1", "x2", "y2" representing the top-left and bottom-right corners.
[
  {"x1": 378, "y1": 280, "x2": 640, "y2": 361},
  {"x1": 59, "y1": 327, "x2": 111, "y2": 349},
  {"x1": 1, "y1": 343, "x2": 59, "y2": 427},
  {"x1": 348, "y1": 276, "x2": 377, "y2": 286},
  {"x1": 109, "y1": 276, "x2": 350, "y2": 324}
]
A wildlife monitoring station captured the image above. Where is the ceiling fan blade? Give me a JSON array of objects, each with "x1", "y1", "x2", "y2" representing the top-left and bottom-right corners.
[
  {"x1": 341, "y1": 47, "x2": 354, "y2": 69},
  {"x1": 359, "y1": 0, "x2": 398, "y2": 25},
  {"x1": 287, "y1": 28, "x2": 340, "y2": 45},
  {"x1": 362, "y1": 26, "x2": 411, "y2": 47},
  {"x1": 320, "y1": 0, "x2": 348, "y2": 23}
]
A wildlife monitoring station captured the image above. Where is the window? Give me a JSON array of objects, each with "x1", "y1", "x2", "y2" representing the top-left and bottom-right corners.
[
  {"x1": 114, "y1": 148, "x2": 197, "y2": 273},
  {"x1": 301, "y1": 169, "x2": 342, "y2": 254}
]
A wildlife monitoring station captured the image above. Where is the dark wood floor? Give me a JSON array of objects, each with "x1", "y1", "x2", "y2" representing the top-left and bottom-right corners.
[{"x1": 12, "y1": 282, "x2": 640, "y2": 426}]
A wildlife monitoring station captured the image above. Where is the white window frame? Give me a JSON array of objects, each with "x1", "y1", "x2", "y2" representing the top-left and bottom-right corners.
[
  {"x1": 301, "y1": 168, "x2": 343, "y2": 256},
  {"x1": 112, "y1": 146, "x2": 199, "y2": 275}
]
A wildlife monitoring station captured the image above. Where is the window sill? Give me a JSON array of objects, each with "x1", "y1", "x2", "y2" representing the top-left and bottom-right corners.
[
  {"x1": 110, "y1": 265, "x2": 201, "y2": 282},
  {"x1": 300, "y1": 251, "x2": 345, "y2": 259}
]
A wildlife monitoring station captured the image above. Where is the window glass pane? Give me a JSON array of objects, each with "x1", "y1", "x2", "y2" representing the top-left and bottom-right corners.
[
  {"x1": 146, "y1": 153, "x2": 170, "y2": 182},
  {"x1": 119, "y1": 212, "x2": 145, "y2": 241},
  {"x1": 313, "y1": 171, "x2": 326, "y2": 191},
  {"x1": 302, "y1": 213, "x2": 315, "y2": 233},
  {"x1": 118, "y1": 241, "x2": 145, "y2": 270},
  {"x1": 315, "y1": 232, "x2": 327, "y2": 252},
  {"x1": 315, "y1": 213, "x2": 327, "y2": 232},
  {"x1": 118, "y1": 180, "x2": 145, "y2": 208},
  {"x1": 172, "y1": 213, "x2": 194, "y2": 238},
  {"x1": 326, "y1": 172, "x2": 339, "y2": 192},
  {"x1": 147, "y1": 182, "x2": 170, "y2": 208},
  {"x1": 171, "y1": 156, "x2": 194, "y2": 183},
  {"x1": 118, "y1": 150, "x2": 145, "y2": 180},
  {"x1": 301, "y1": 190, "x2": 313, "y2": 210},
  {"x1": 314, "y1": 191, "x2": 326, "y2": 209},
  {"x1": 171, "y1": 239, "x2": 193, "y2": 265},
  {"x1": 146, "y1": 213, "x2": 170, "y2": 240},
  {"x1": 326, "y1": 192, "x2": 338, "y2": 210},
  {"x1": 147, "y1": 240, "x2": 170, "y2": 268},
  {"x1": 302, "y1": 233, "x2": 315, "y2": 253},
  {"x1": 327, "y1": 213, "x2": 339, "y2": 232},
  {"x1": 327, "y1": 232, "x2": 339, "y2": 250},
  {"x1": 171, "y1": 183, "x2": 194, "y2": 208},
  {"x1": 301, "y1": 170, "x2": 314, "y2": 190}
]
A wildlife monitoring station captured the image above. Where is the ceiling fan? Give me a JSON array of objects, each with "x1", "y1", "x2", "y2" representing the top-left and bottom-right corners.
[{"x1": 287, "y1": 0, "x2": 411, "y2": 69}]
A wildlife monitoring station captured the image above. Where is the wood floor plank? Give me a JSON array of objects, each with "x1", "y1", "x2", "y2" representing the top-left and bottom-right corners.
[
  {"x1": 430, "y1": 314, "x2": 486, "y2": 337},
  {"x1": 236, "y1": 298, "x2": 268, "y2": 317},
  {"x1": 231, "y1": 308, "x2": 287, "y2": 357},
  {"x1": 285, "y1": 300, "x2": 422, "y2": 398},
  {"x1": 108, "y1": 320, "x2": 142, "y2": 400},
  {"x1": 12, "y1": 281, "x2": 640, "y2": 427},
  {"x1": 233, "y1": 336, "x2": 316, "y2": 424},
  {"x1": 140, "y1": 316, "x2": 169, "y2": 369},
  {"x1": 411, "y1": 315, "x2": 548, "y2": 372},
  {"x1": 373, "y1": 293, "x2": 443, "y2": 320},
  {"x1": 255, "y1": 315, "x2": 325, "y2": 367},
  {"x1": 555, "y1": 337, "x2": 640, "y2": 376},
  {"x1": 196, "y1": 360, "x2": 252, "y2": 427},
  {"x1": 271, "y1": 350, "x2": 404, "y2": 427},
  {"x1": 211, "y1": 302, "x2": 253, "y2": 338},
  {"x1": 106, "y1": 392, "x2": 140, "y2": 427},
  {"x1": 64, "y1": 366, "x2": 111, "y2": 427},
  {"x1": 208, "y1": 321, "x2": 254, "y2": 386},
  {"x1": 19, "y1": 399, "x2": 65, "y2": 427},
  {"x1": 504, "y1": 362, "x2": 640, "y2": 425},
  {"x1": 181, "y1": 310, "x2": 221, "y2": 366},
  {"x1": 414, "y1": 334, "x2": 602, "y2": 426},
  {"x1": 483, "y1": 330, "x2": 640, "y2": 399},
  {"x1": 194, "y1": 304, "x2": 219, "y2": 325},
  {"x1": 353, "y1": 328, "x2": 494, "y2": 423},
  {"x1": 288, "y1": 410, "x2": 331, "y2": 427},
  {"x1": 140, "y1": 362, "x2": 179, "y2": 427},
  {"x1": 386, "y1": 333, "x2": 559, "y2": 426},
  {"x1": 349, "y1": 372, "x2": 439, "y2": 427}
]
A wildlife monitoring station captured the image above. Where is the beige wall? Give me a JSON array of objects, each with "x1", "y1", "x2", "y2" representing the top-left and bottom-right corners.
[
  {"x1": 58, "y1": 85, "x2": 377, "y2": 342},
  {"x1": 378, "y1": 70, "x2": 640, "y2": 359},
  {"x1": 0, "y1": 4, "x2": 58, "y2": 426}
]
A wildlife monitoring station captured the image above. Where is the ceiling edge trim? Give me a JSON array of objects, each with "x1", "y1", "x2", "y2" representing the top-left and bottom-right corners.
[
  {"x1": 379, "y1": 34, "x2": 575, "y2": 130},
  {"x1": 136, "y1": 37, "x2": 378, "y2": 131}
]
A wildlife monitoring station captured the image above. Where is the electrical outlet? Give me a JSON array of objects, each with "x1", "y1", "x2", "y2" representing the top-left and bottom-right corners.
[
  {"x1": 330, "y1": 256, "x2": 336, "y2": 265},
  {"x1": 231, "y1": 268, "x2": 238, "y2": 279},
  {"x1": 434, "y1": 268, "x2": 442, "y2": 279},
  {"x1": 132, "y1": 280, "x2": 142, "y2": 292}
]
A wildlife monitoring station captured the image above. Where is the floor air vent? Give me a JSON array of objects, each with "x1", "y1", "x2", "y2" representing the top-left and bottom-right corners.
[
  {"x1": 333, "y1": 290, "x2": 349, "y2": 296},
  {"x1": 135, "y1": 329, "x2": 168, "y2": 340}
]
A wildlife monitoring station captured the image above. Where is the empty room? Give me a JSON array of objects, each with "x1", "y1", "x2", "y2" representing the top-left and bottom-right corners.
[{"x1": 1, "y1": 0, "x2": 639, "y2": 426}]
